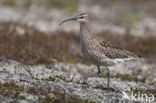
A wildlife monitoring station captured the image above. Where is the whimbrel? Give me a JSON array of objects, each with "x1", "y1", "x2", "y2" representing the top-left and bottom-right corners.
[{"x1": 59, "y1": 13, "x2": 143, "y2": 87}]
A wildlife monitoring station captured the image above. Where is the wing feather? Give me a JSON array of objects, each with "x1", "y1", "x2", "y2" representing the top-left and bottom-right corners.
[{"x1": 96, "y1": 37, "x2": 138, "y2": 59}]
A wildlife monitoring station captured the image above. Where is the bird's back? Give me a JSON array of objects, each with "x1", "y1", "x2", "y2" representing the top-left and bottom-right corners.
[
  {"x1": 80, "y1": 22, "x2": 143, "y2": 66},
  {"x1": 96, "y1": 36, "x2": 139, "y2": 59}
]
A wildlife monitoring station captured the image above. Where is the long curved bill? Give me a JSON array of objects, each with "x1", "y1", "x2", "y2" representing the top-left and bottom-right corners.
[{"x1": 59, "y1": 17, "x2": 77, "y2": 25}]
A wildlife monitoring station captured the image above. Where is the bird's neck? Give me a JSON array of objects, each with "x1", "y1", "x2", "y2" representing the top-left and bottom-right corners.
[
  {"x1": 80, "y1": 22, "x2": 94, "y2": 39},
  {"x1": 80, "y1": 22, "x2": 95, "y2": 49}
]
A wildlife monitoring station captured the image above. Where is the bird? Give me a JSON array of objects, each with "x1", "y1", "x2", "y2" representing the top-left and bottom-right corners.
[{"x1": 59, "y1": 13, "x2": 143, "y2": 87}]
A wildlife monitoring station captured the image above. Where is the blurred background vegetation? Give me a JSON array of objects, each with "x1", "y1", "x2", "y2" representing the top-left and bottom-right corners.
[{"x1": 0, "y1": 0, "x2": 155, "y2": 65}]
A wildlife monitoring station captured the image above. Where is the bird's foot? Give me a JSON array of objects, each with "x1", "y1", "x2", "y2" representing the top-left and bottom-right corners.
[
  {"x1": 81, "y1": 81, "x2": 89, "y2": 89},
  {"x1": 82, "y1": 76, "x2": 88, "y2": 85},
  {"x1": 94, "y1": 86, "x2": 115, "y2": 91},
  {"x1": 81, "y1": 77, "x2": 89, "y2": 88},
  {"x1": 82, "y1": 81, "x2": 89, "y2": 85}
]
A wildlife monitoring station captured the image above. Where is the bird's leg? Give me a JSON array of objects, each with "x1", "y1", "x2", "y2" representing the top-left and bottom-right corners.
[
  {"x1": 106, "y1": 67, "x2": 110, "y2": 87},
  {"x1": 82, "y1": 65, "x2": 101, "y2": 84}
]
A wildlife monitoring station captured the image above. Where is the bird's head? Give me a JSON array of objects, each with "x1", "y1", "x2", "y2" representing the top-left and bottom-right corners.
[{"x1": 59, "y1": 13, "x2": 89, "y2": 25}]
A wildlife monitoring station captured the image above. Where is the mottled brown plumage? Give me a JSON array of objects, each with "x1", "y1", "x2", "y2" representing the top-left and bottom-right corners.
[
  {"x1": 60, "y1": 13, "x2": 143, "y2": 87},
  {"x1": 97, "y1": 37, "x2": 138, "y2": 59},
  {"x1": 79, "y1": 21, "x2": 141, "y2": 66}
]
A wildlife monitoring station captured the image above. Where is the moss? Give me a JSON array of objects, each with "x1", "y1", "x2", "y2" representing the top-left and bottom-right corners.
[
  {"x1": 96, "y1": 83, "x2": 105, "y2": 88},
  {"x1": 53, "y1": 98, "x2": 61, "y2": 103},
  {"x1": 0, "y1": 81, "x2": 92, "y2": 103},
  {"x1": 131, "y1": 88, "x2": 156, "y2": 96},
  {"x1": 0, "y1": 80, "x2": 94, "y2": 103},
  {"x1": 48, "y1": 76, "x2": 56, "y2": 81},
  {"x1": 27, "y1": 87, "x2": 36, "y2": 94},
  {"x1": 41, "y1": 96, "x2": 53, "y2": 103},
  {"x1": 20, "y1": 95, "x2": 26, "y2": 99},
  {"x1": 0, "y1": 81, "x2": 25, "y2": 99},
  {"x1": 27, "y1": 85, "x2": 95, "y2": 103},
  {"x1": 116, "y1": 74, "x2": 139, "y2": 82},
  {"x1": 99, "y1": 73, "x2": 145, "y2": 82},
  {"x1": 55, "y1": 75, "x2": 72, "y2": 83}
]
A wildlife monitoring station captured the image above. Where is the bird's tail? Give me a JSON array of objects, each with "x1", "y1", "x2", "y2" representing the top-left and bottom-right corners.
[{"x1": 114, "y1": 57, "x2": 145, "y2": 64}]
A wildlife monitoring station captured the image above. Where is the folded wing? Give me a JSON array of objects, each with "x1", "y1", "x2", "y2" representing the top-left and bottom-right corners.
[{"x1": 96, "y1": 37, "x2": 139, "y2": 59}]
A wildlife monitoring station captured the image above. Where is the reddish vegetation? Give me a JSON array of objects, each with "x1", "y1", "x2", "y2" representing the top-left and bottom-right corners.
[
  {"x1": 98, "y1": 32, "x2": 156, "y2": 60},
  {"x1": 0, "y1": 22, "x2": 155, "y2": 65},
  {"x1": 0, "y1": 22, "x2": 84, "y2": 65}
]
